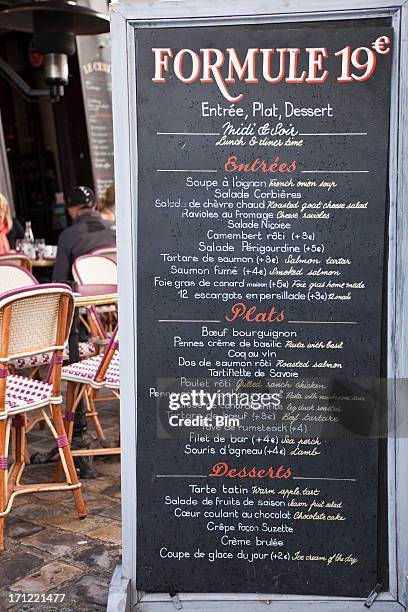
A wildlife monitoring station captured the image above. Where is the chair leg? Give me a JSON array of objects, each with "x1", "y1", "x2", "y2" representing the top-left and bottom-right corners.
[
  {"x1": 85, "y1": 388, "x2": 106, "y2": 441},
  {"x1": 0, "y1": 514, "x2": 4, "y2": 551},
  {"x1": 64, "y1": 382, "x2": 78, "y2": 443},
  {"x1": 14, "y1": 419, "x2": 25, "y2": 465},
  {"x1": 54, "y1": 382, "x2": 77, "y2": 483},
  {"x1": 51, "y1": 403, "x2": 86, "y2": 519},
  {"x1": 0, "y1": 419, "x2": 7, "y2": 551}
]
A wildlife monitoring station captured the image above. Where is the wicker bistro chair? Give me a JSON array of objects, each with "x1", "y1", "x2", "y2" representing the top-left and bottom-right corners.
[
  {"x1": 0, "y1": 264, "x2": 37, "y2": 292},
  {"x1": 73, "y1": 254, "x2": 117, "y2": 286},
  {"x1": 72, "y1": 254, "x2": 118, "y2": 335},
  {"x1": 0, "y1": 284, "x2": 87, "y2": 549},
  {"x1": 0, "y1": 265, "x2": 96, "y2": 375},
  {"x1": 0, "y1": 265, "x2": 95, "y2": 464},
  {"x1": 0, "y1": 254, "x2": 32, "y2": 271},
  {"x1": 59, "y1": 326, "x2": 120, "y2": 460}
]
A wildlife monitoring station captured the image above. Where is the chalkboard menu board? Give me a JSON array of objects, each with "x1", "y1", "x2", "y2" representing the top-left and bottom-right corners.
[
  {"x1": 135, "y1": 20, "x2": 392, "y2": 597},
  {"x1": 77, "y1": 33, "x2": 114, "y2": 199}
]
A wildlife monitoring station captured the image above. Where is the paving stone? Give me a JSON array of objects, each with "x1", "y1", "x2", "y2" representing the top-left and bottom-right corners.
[
  {"x1": 0, "y1": 551, "x2": 44, "y2": 588},
  {"x1": 9, "y1": 562, "x2": 82, "y2": 593},
  {"x1": 20, "y1": 464, "x2": 56, "y2": 484},
  {"x1": 11, "y1": 502, "x2": 49, "y2": 519},
  {"x1": 6, "y1": 518, "x2": 44, "y2": 539},
  {"x1": 72, "y1": 543, "x2": 121, "y2": 571},
  {"x1": 31, "y1": 489, "x2": 83, "y2": 505},
  {"x1": 66, "y1": 575, "x2": 110, "y2": 608},
  {"x1": 87, "y1": 521, "x2": 122, "y2": 545},
  {"x1": 99, "y1": 482, "x2": 121, "y2": 499},
  {"x1": 62, "y1": 492, "x2": 115, "y2": 514},
  {"x1": 82, "y1": 476, "x2": 115, "y2": 495},
  {"x1": 22, "y1": 528, "x2": 91, "y2": 556},
  {"x1": 11, "y1": 502, "x2": 66, "y2": 525},
  {"x1": 98, "y1": 503, "x2": 121, "y2": 521},
  {"x1": 93, "y1": 460, "x2": 121, "y2": 478},
  {"x1": 12, "y1": 494, "x2": 34, "y2": 508},
  {"x1": 46, "y1": 513, "x2": 111, "y2": 535}
]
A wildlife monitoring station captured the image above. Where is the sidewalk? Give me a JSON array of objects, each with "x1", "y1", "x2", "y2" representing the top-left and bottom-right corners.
[{"x1": 0, "y1": 395, "x2": 121, "y2": 611}]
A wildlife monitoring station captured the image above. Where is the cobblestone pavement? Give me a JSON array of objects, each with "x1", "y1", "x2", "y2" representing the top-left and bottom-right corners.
[{"x1": 0, "y1": 392, "x2": 121, "y2": 611}]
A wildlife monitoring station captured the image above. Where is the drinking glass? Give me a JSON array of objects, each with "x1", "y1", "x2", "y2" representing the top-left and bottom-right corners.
[{"x1": 35, "y1": 239, "x2": 46, "y2": 260}]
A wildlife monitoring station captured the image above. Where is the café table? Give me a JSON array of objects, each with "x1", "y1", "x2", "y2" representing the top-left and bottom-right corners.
[
  {"x1": 32, "y1": 283, "x2": 118, "y2": 478},
  {"x1": 30, "y1": 258, "x2": 55, "y2": 268}
]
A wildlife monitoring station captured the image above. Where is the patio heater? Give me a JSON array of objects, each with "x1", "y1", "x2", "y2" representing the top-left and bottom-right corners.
[{"x1": 0, "y1": 0, "x2": 109, "y2": 101}]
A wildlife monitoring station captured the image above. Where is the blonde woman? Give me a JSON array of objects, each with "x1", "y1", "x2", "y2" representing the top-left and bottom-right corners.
[
  {"x1": 0, "y1": 194, "x2": 24, "y2": 253},
  {"x1": 97, "y1": 184, "x2": 115, "y2": 222}
]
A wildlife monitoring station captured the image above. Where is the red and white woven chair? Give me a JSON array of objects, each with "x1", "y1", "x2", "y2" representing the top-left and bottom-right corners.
[
  {"x1": 0, "y1": 284, "x2": 87, "y2": 549},
  {"x1": 0, "y1": 254, "x2": 31, "y2": 271},
  {"x1": 0, "y1": 265, "x2": 95, "y2": 463},
  {"x1": 73, "y1": 254, "x2": 117, "y2": 286},
  {"x1": 59, "y1": 325, "x2": 120, "y2": 461},
  {"x1": 73, "y1": 253, "x2": 118, "y2": 335},
  {"x1": 0, "y1": 264, "x2": 37, "y2": 292},
  {"x1": 0, "y1": 265, "x2": 96, "y2": 374}
]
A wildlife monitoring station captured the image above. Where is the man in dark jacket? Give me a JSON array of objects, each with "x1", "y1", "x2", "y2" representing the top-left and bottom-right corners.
[{"x1": 53, "y1": 186, "x2": 116, "y2": 281}]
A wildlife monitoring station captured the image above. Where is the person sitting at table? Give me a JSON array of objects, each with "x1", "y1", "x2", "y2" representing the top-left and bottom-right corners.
[
  {"x1": 53, "y1": 186, "x2": 116, "y2": 281},
  {"x1": 0, "y1": 193, "x2": 24, "y2": 252}
]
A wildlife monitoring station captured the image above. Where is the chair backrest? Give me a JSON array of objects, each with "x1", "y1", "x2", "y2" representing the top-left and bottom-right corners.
[
  {"x1": 0, "y1": 254, "x2": 32, "y2": 271},
  {"x1": 73, "y1": 254, "x2": 117, "y2": 285},
  {"x1": 0, "y1": 264, "x2": 38, "y2": 293},
  {"x1": 0, "y1": 284, "x2": 74, "y2": 361},
  {"x1": 91, "y1": 247, "x2": 117, "y2": 263}
]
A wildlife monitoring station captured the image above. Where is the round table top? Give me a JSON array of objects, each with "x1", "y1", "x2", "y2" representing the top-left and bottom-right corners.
[{"x1": 74, "y1": 284, "x2": 118, "y2": 307}]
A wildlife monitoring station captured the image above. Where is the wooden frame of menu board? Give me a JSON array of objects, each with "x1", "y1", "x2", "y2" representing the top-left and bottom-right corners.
[{"x1": 110, "y1": 1, "x2": 408, "y2": 610}]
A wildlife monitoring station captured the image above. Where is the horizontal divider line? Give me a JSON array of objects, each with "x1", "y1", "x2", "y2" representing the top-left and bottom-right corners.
[
  {"x1": 159, "y1": 319, "x2": 221, "y2": 323},
  {"x1": 299, "y1": 132, "x2": 367, "y2": 136},
  {"x1": 159, "y1": 320, "x2": 357, "y2": 324},
  {"x1": 301, "y1": 170, "x2": 369, "y2": 173},
  {"x1": 157, "y1": 132, "x2": 220, "y2": 136},
  {"x1": 288, "y1": 320, "x2": 357, "y2": 324},
  {"x1": 293, "y1": 477, "x2": 356, "y2": 482},
  {"x1": 156, "y1": 475, "x2": 356, "y2": 482},
  {"x1": 156, "y1": 475, "x2": 208, "y2": 478},
  {"x1": 157, "y1": 169, "x2": 218, "y2": 173}
]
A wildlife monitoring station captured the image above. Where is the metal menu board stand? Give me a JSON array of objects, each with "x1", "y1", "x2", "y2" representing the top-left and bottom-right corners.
[{"x1": 109, "y1": 1, "x2": 408, "y2": 610}]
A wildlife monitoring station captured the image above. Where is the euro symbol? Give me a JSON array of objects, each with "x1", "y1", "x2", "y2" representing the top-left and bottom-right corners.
[{"x1": 372, "y1": 35, "x2": 391, "y2": 55}]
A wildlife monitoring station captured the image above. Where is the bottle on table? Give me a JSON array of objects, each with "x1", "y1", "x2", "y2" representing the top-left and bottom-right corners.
[{"x1": 23, "y1": 221, "x2": 35, "y2": 259}]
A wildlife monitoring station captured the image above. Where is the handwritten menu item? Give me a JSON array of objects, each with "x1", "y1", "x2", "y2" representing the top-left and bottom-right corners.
[
  {"x1": 77, "y1": 33, "x2": 114, "y2": 199},
  {"x1": 135, "y1": 21, "x2": 392, "y2": 596}
]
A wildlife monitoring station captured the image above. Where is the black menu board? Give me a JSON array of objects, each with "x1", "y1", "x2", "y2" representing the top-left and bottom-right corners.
[
  {"x1": 135, "y1": 20, "x2": 392, "y2": 596},
  {"x1": 77, "y1": 33, "x2": 114, "y2": 199}
]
